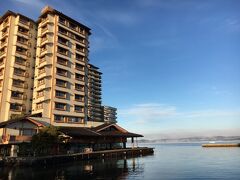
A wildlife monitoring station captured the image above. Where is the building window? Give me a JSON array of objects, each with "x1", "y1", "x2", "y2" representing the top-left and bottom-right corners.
[
  {"x1": 17, "y1": 36, "x2": 28, "y2": 45},
  {"x1": 75, "y1": 83, "x2": 84, "y2": 91},
  {"x1": 76, "y1": 44, "x2": 84, "y2": 52},
  {"x1": 0, "y1": 37, "x2": 7, "y2": 45},
  {"x1": 56, "y1": 68, "x2": 68, "y2": 77},
  {"x1": 40, "y1": 45, "x2": 47, "y2": 52},
  {"x1": 18, "y1": 26, "x2": 28, "y2": 35},
  {"x1": 41, "y1": 25, "x2": 48, "y2": 33},
  {"x1": 57, "y1": 46, "x2": 68, "y2": 56},
  {"x1": 38, "y1": 78, "x2": 45, "y2": 86},
  {"x1": 11, "y1": 91, "x2": 24, "y2": 99},
  {"x1": 14, "y1": 68, "x2": 25, "y2": 76},
  {"x1": 57, "y1": 57, "x2": 68, "y2": 66},
  {"x1": 36, "y1": 102, "x2": 43, "y2": 110},
  {"x1": 37, "y1": 90, "x2": 44, "y2": 97},
  {"x1": 10, "y1": 103, "x2": 23, "y2": 111},
  {"x1": 59, "y1": 17, "x2": 66, "y2": 25},
  {"x1": 39, "y1": 57, "x2": 46, "y2": 64},
  {"x1": 74, "y1": 105, "x2": 83, "y2": 112},
  {"x1": 69, "y1": 22, "x2": 77, "y2": 30},
  {"x1": 54, "y1": 115, "x2": 65, "y2": 122},
  {"x1": 19, "y1": 16, "x2": 29, "y2": 25},
  {"x1": 67, "y1": 116, "x2": 83, "y2": 123},
  {"x1": 55, "y1": 102, "x2": 66, "y2": 110},
  {"x1": 0, "y1": 57, "x2": 5, "y2": 65},
  {"x1": 16, "y1": 46, "x2": 27, "y2": 54},
  {"x1": 75, "y1": 73, "x2": 84, "y2": 81},
  {"x1": 38, "y1": 67, "x2": 45, "y2": 75},
  {"x1": 22, "y1": 129, "x2": 37, "y2": 136},
  {"x1": 76, "y1": 63, "x2": 84, "y2": 71},
  {"x1": 75, "y1": 94, "x2": 84, "y2": 102},
  {"x1": 15, "y1": 56, "x2": 26, "y2": 66},
  {"x1": 58, "y1": 26, "x2": 68, "y2": 35},
  {"x1": 41, "y1": 35, "x2": 47, "y2": 43},
  {"x1": 12, "y1": 79, "x2": 24, "y2": 88},
  {"x1": 56, "y1": 79, "x2": 67, "y2": 87},
  {"x1": 58, "y1": 36, "x2": 68, "y2": 46},
  {"x1": 56, "y1": 90, "x2": 66, "y2": 99},
  {"x1": 75, "y1": 35, "x2": 84, "y2": 43},
  {"x1": 76, "y1": 53, "x2": 84, "y2": 62}
]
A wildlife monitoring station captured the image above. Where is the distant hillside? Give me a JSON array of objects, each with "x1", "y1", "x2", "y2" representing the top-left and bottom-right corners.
[{"x1": 138, "y1": 136, "x2": 240, "y2": 143}]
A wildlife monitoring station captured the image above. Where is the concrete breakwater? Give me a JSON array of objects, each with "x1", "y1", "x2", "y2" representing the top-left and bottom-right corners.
[
  {"x1": 1, "y1": 147, "x2": 154, "y2": 167},
  {"x1": 202, "y1": 143, "x2": 240, "y2": 147}
]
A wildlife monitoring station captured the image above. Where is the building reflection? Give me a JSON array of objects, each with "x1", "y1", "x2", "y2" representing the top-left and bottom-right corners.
[{"x1": 0, "y1": 157, "x2": 147, "y2": 180}]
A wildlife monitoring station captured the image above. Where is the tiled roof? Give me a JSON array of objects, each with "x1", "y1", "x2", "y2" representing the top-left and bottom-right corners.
[{"x1": 59, "y1": 127, "x2": 101, "y2": 137}]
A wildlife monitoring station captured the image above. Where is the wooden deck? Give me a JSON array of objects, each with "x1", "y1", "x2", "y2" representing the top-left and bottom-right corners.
[{"x1": 2, "y1": 147, "x2": 154, "y2": 166}]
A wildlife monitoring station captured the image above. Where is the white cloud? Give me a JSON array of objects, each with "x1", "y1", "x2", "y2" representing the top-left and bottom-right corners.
[
  {"x1": 119, "y1": 103, "x2": 176, "y2": 123},
  {"x1": 119, "y1": 103, "x2": 240, "y2": 125}
]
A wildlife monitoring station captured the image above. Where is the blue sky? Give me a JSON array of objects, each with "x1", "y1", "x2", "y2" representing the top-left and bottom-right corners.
[{"x1": 1, "y1": 0, "x2": 240, "y2": 138}]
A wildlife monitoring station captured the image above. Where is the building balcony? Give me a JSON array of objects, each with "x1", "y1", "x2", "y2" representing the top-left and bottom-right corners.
[
  {"x1": 40, "y1": 18, "x2": 50, "y2": 27},
  {"x1": 38, "y1": 55, "x2": 52, "y2": 66},
  {"x1": 35, "y1": 91, "x2": 51, "y2": 102},
  {"x1": 0, "y1": 51, "x2": 6, "y2": 58},
  {"x1": 19, "y1": 18, "x2": 30, "y2": 28},
  {"x1": 2, "y1": 21, "x2": 9, "y2": 28},
  {"x1": 0, "y1": 40, "x2": 7, "y2": 48}
]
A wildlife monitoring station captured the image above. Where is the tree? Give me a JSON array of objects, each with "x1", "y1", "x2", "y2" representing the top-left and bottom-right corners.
[{"x1": 31, "y1": 126, "x2": 62, "y2": 156}]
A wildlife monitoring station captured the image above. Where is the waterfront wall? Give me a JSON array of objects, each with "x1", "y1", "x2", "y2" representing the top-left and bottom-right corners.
[{"x1": 1, "y1": 147, "x2": 154, "y2": 166}]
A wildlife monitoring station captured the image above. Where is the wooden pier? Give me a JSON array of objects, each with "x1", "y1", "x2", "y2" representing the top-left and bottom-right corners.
[
  {"x1": 2, "y1": 147, "x2": 154, "y2": 166},
  {"x1": 202, "y1": 143, "x2": 240, "y2": 147}
]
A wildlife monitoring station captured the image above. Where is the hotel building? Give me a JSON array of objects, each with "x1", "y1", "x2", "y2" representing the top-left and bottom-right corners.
[
  {"x1": 0, "y1": 6, "x2": 117, "y2": 128},
  {"x1": 88, "y1": 64, "x2": 102, "y2": 122},
  {"x1": 31, "y1": 6, "x2": 91, "y2": 126},
  {"x1": 0, "y1": 7, "x2": 144, "y2": 155},
  {"x1": 0, "y1": 11, "x2": 37, "y2": 121},
  {"x1": 102, "y1": 106, "x2": 117, "y2": 123}
]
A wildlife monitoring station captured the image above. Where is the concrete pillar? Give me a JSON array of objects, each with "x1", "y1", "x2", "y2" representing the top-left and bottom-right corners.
[
  {"x1": 131, "y1": 137, "x2": 134, "y2": 149},
  {"x1": 123, "y1": 142, "x2": 126, "y2": 149},
  {"x1": 10, "y1": 145, "x2": 18, "y2": 157}
]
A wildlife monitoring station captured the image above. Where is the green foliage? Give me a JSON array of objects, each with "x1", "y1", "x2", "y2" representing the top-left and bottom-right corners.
[{"x1": 31, "y1": 126, "x2": 62, "y2": 156}]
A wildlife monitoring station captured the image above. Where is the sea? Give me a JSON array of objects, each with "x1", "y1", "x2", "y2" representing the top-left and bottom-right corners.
[{"x1": 0, "y1": 143, "x2": 240, "y2": 180}]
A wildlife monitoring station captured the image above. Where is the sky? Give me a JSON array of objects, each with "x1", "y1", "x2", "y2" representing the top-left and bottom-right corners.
[{"x1": 1, "y1": 0, "x2": 240, "y2": 139}]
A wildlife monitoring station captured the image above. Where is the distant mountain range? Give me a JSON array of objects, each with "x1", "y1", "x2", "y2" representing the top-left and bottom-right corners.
[{"x1": 138, "y1": 136, "x2": 240, "y2": 143}]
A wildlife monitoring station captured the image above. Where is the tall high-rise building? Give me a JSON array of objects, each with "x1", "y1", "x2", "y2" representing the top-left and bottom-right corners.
[
  {"x1": 31, "y1": 6, "x2": 91, "y2": 126},
  {"x1": 0, "y1": 6, "x2": 117, "y2": 128},
  {"x1": 102, "y1": 106, "x2": 117, "y2": 123},
  {"x1": 88, "y1": 64, "x2": 102, "y2": 122},
  {"x1": 0, "y1": 11, "x2": 37, "y2": 121}
]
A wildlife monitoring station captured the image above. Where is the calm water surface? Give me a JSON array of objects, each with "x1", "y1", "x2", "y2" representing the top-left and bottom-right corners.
[{"x1": 0, "y1": 143, "x2": 240, "y2": 179}]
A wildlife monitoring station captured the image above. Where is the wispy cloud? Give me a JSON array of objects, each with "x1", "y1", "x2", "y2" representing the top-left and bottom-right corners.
[
  {"x1": 90, "y1": 23, "x2": 119, "y2": 52},
  {"x1": 119, "y1": 103, "x2": 240, "y2": 124},
  {"x1": 119, "y1": 103, "x2": 240, "y2": 137},
  {"x1": 119, "y1": 103, "x2": 176, "y2": 124}
]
